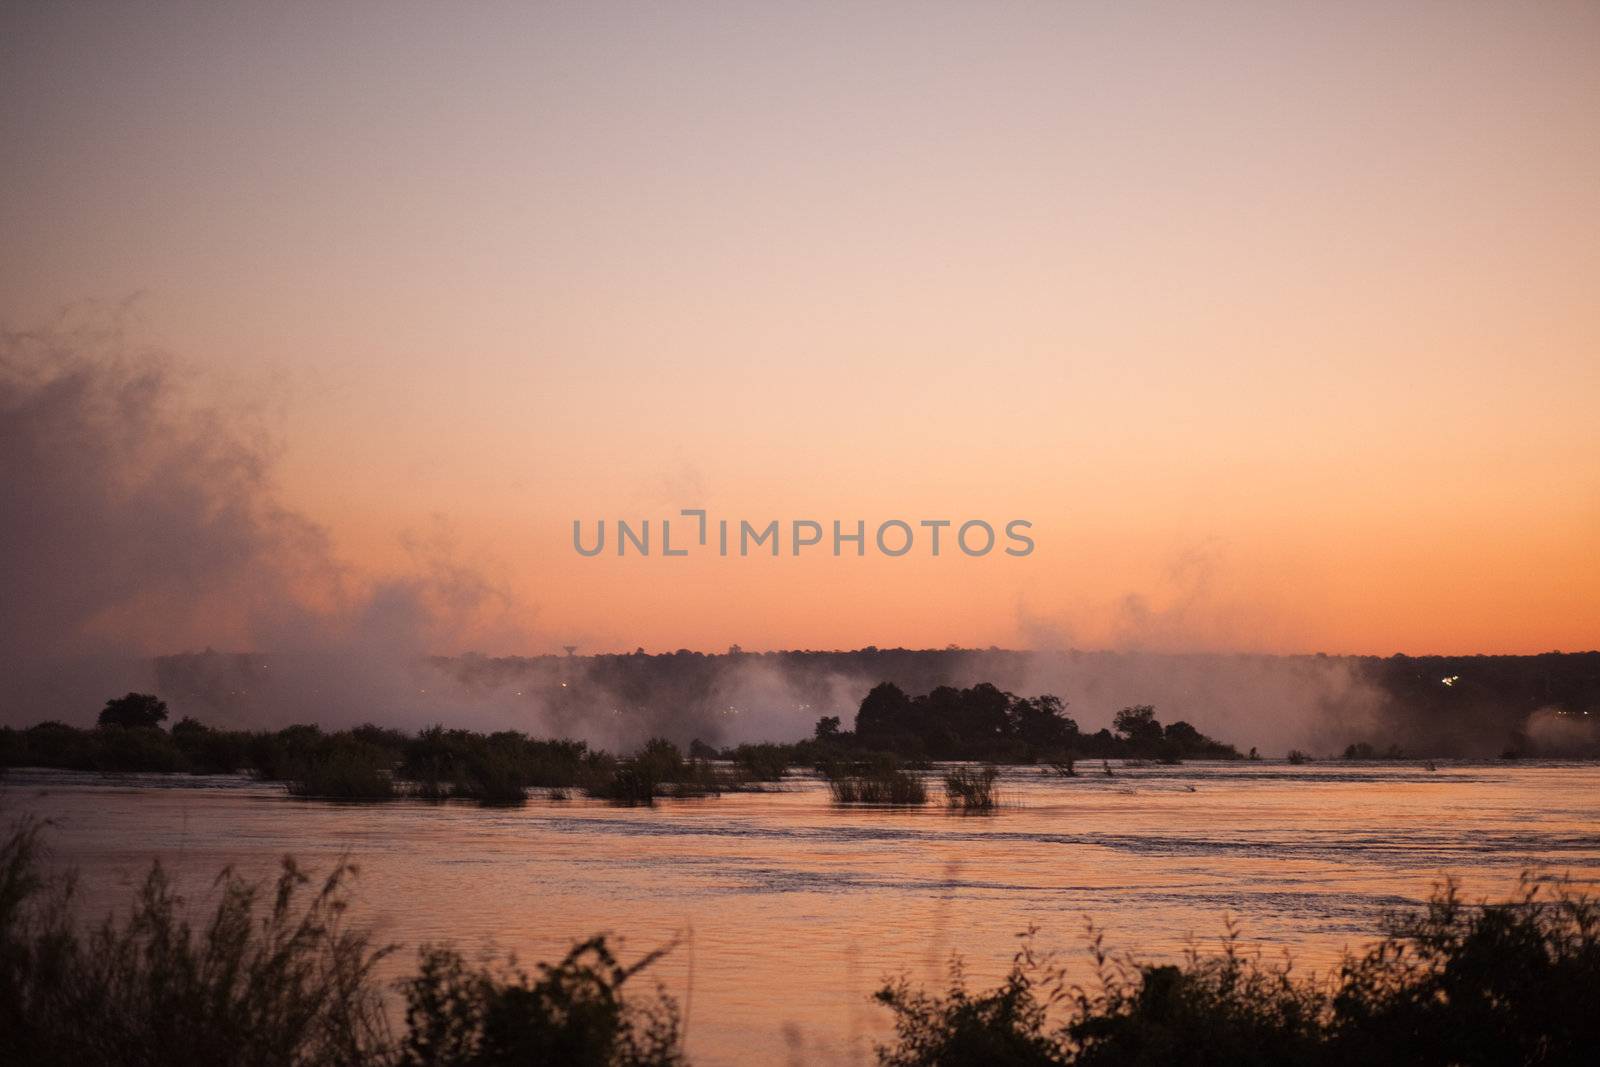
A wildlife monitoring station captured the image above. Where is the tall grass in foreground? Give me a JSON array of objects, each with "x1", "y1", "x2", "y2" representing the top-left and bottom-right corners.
[
  {"x1": 943, "y1": 766, "x2": 1001, "y2": 812},
  {"x1": 0, "y1": 819, "x2": 682, "y2": 1067}
]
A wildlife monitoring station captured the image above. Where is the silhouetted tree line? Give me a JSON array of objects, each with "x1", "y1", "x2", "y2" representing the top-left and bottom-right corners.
[
  {"x1": 1351, "y1": 652, "x2": 1600, "y2": 757},
  {"x1": 149, "y1": 648, "x2": 1600, "y2": 759}
]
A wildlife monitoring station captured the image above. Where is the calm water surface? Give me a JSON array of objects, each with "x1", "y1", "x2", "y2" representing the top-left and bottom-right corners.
[{"x1": 6, "y1": 761, "x2": 1599, "y2": 1065}]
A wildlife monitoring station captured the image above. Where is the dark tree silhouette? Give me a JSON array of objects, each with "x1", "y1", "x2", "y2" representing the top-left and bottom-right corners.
[
  {"x1": 1113, "y1": 704, "x2": 1162, "y2": 747},
  {"x1": 1013, "y1": 695, "x2": 1078, "y2": 749},
  {"x1": 852, "y1": 682, "x2": 1090, "y2": 759},
  {"x1": 98, "y1": 692, "x2": 169, "y2": 729},
  {"x1": 1163, "y1": 720, "x2": 1204, "y2": 747},
  {"x1": 855, "y1": 682, "x2": 914, "y2": 744}
]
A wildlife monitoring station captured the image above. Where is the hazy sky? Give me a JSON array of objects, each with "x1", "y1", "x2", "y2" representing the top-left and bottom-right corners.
[{"x1": 3, "y1": 2, "x2": 1597, "y2": 656}]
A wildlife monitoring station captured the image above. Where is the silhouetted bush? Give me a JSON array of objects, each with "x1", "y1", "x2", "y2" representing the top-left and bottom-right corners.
[
  {"x1": 0, "y1": 727, "x2": 21, "y2": 767},
  {"x1": 1, "y1": 821, "x2": 685, "y2": 1067},
  {"x1": 89, "y1": 725, "x2": 186, "y2": 773},
  {"x1": 286, "y1": 738, "x2": 397, "y2": 801},
  {"x1": 1342, "y1": 742, "x2": 1408, "y2": 760},
  {"x1": 10, "y1": 721, "x2": 95, "y2": 770},
  {"x1": 633, "y1": 738, "x2": 685, "y2": 783},
  {"x1": 171, "y1": 721, "x2": 253, "y2": 774},
  {"x1": 665, "y1": 758, "x2": 736, "y2": 799},
  {"x1": 731, "y1": 743, "x2": 789, "y2": 782},
  {"x1": 587, "y1": 765, "x2": 663, "y2": 806},
  {"x1": 399, "y1": 939, "x2": 682, "y2": 1067},
  {"x1": 0, "y1": 819, "x2": 392, "y2": 1066},
  {"x1": 448, "y1": 749, "x2": 531, "y2": 807},
  {"x1": 583, "y1": 740, "x2": 739, "y2": 805},
  {"x1": 1330, "y1": 876, "x2": 1600, "y2": 1066},
  {"x1": 875, "y1": 876, "x2": 1600, "y2": 1066},
  {"x1": 251, "y1": 723, "x2": 328, "y2": 781},
  {"x1": 397, "y1": 728, "x2": 601, "y2": 803}
]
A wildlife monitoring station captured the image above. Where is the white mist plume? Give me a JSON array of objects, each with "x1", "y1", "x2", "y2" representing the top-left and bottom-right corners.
[
  {"x1": 0, "y1": 314, "x2": 531, "y2": 730},
  {"x1": 1012, "y1": 541, "x2": 1389, "y2": 755}
]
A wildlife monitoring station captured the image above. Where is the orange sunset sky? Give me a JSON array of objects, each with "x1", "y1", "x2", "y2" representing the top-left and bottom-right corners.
[{"x1": 3, "y1": 2, "x2": 1597, "y2": 658}]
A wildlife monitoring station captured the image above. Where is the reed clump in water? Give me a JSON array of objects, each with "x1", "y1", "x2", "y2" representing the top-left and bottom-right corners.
[
  {"x1": 824, "y1": 758, "x2": 927, "y2": 806},
  {"x1": 1045, "y1": 754, "x2": 1077, "y2": 777},
  {"x1": 943, "y1": 766, "x2": 1001, "y2": 812}
]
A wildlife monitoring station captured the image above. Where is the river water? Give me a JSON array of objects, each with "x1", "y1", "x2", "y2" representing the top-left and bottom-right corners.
[{"x1": 5, "y1": 761, "x2": 1599, "y2": 1065}]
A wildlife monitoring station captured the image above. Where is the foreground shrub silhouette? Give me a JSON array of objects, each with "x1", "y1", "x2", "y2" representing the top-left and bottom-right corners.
[
  {"x1": 875, "y1": 876, "x2": 1600, "y2": 1066},
  {"x1": 399, "y1": 940, "x2": 682, "y2": 1067},
  {"x1": 1330, "y1": 877, "x2": 1600, "y2": 1067},
  {"x1": 0, "y1": 819, "x2": 392, "y2": 1066},
  {"x1": 0, "y1": 821, "x2": 683, "y2": 1067}
]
